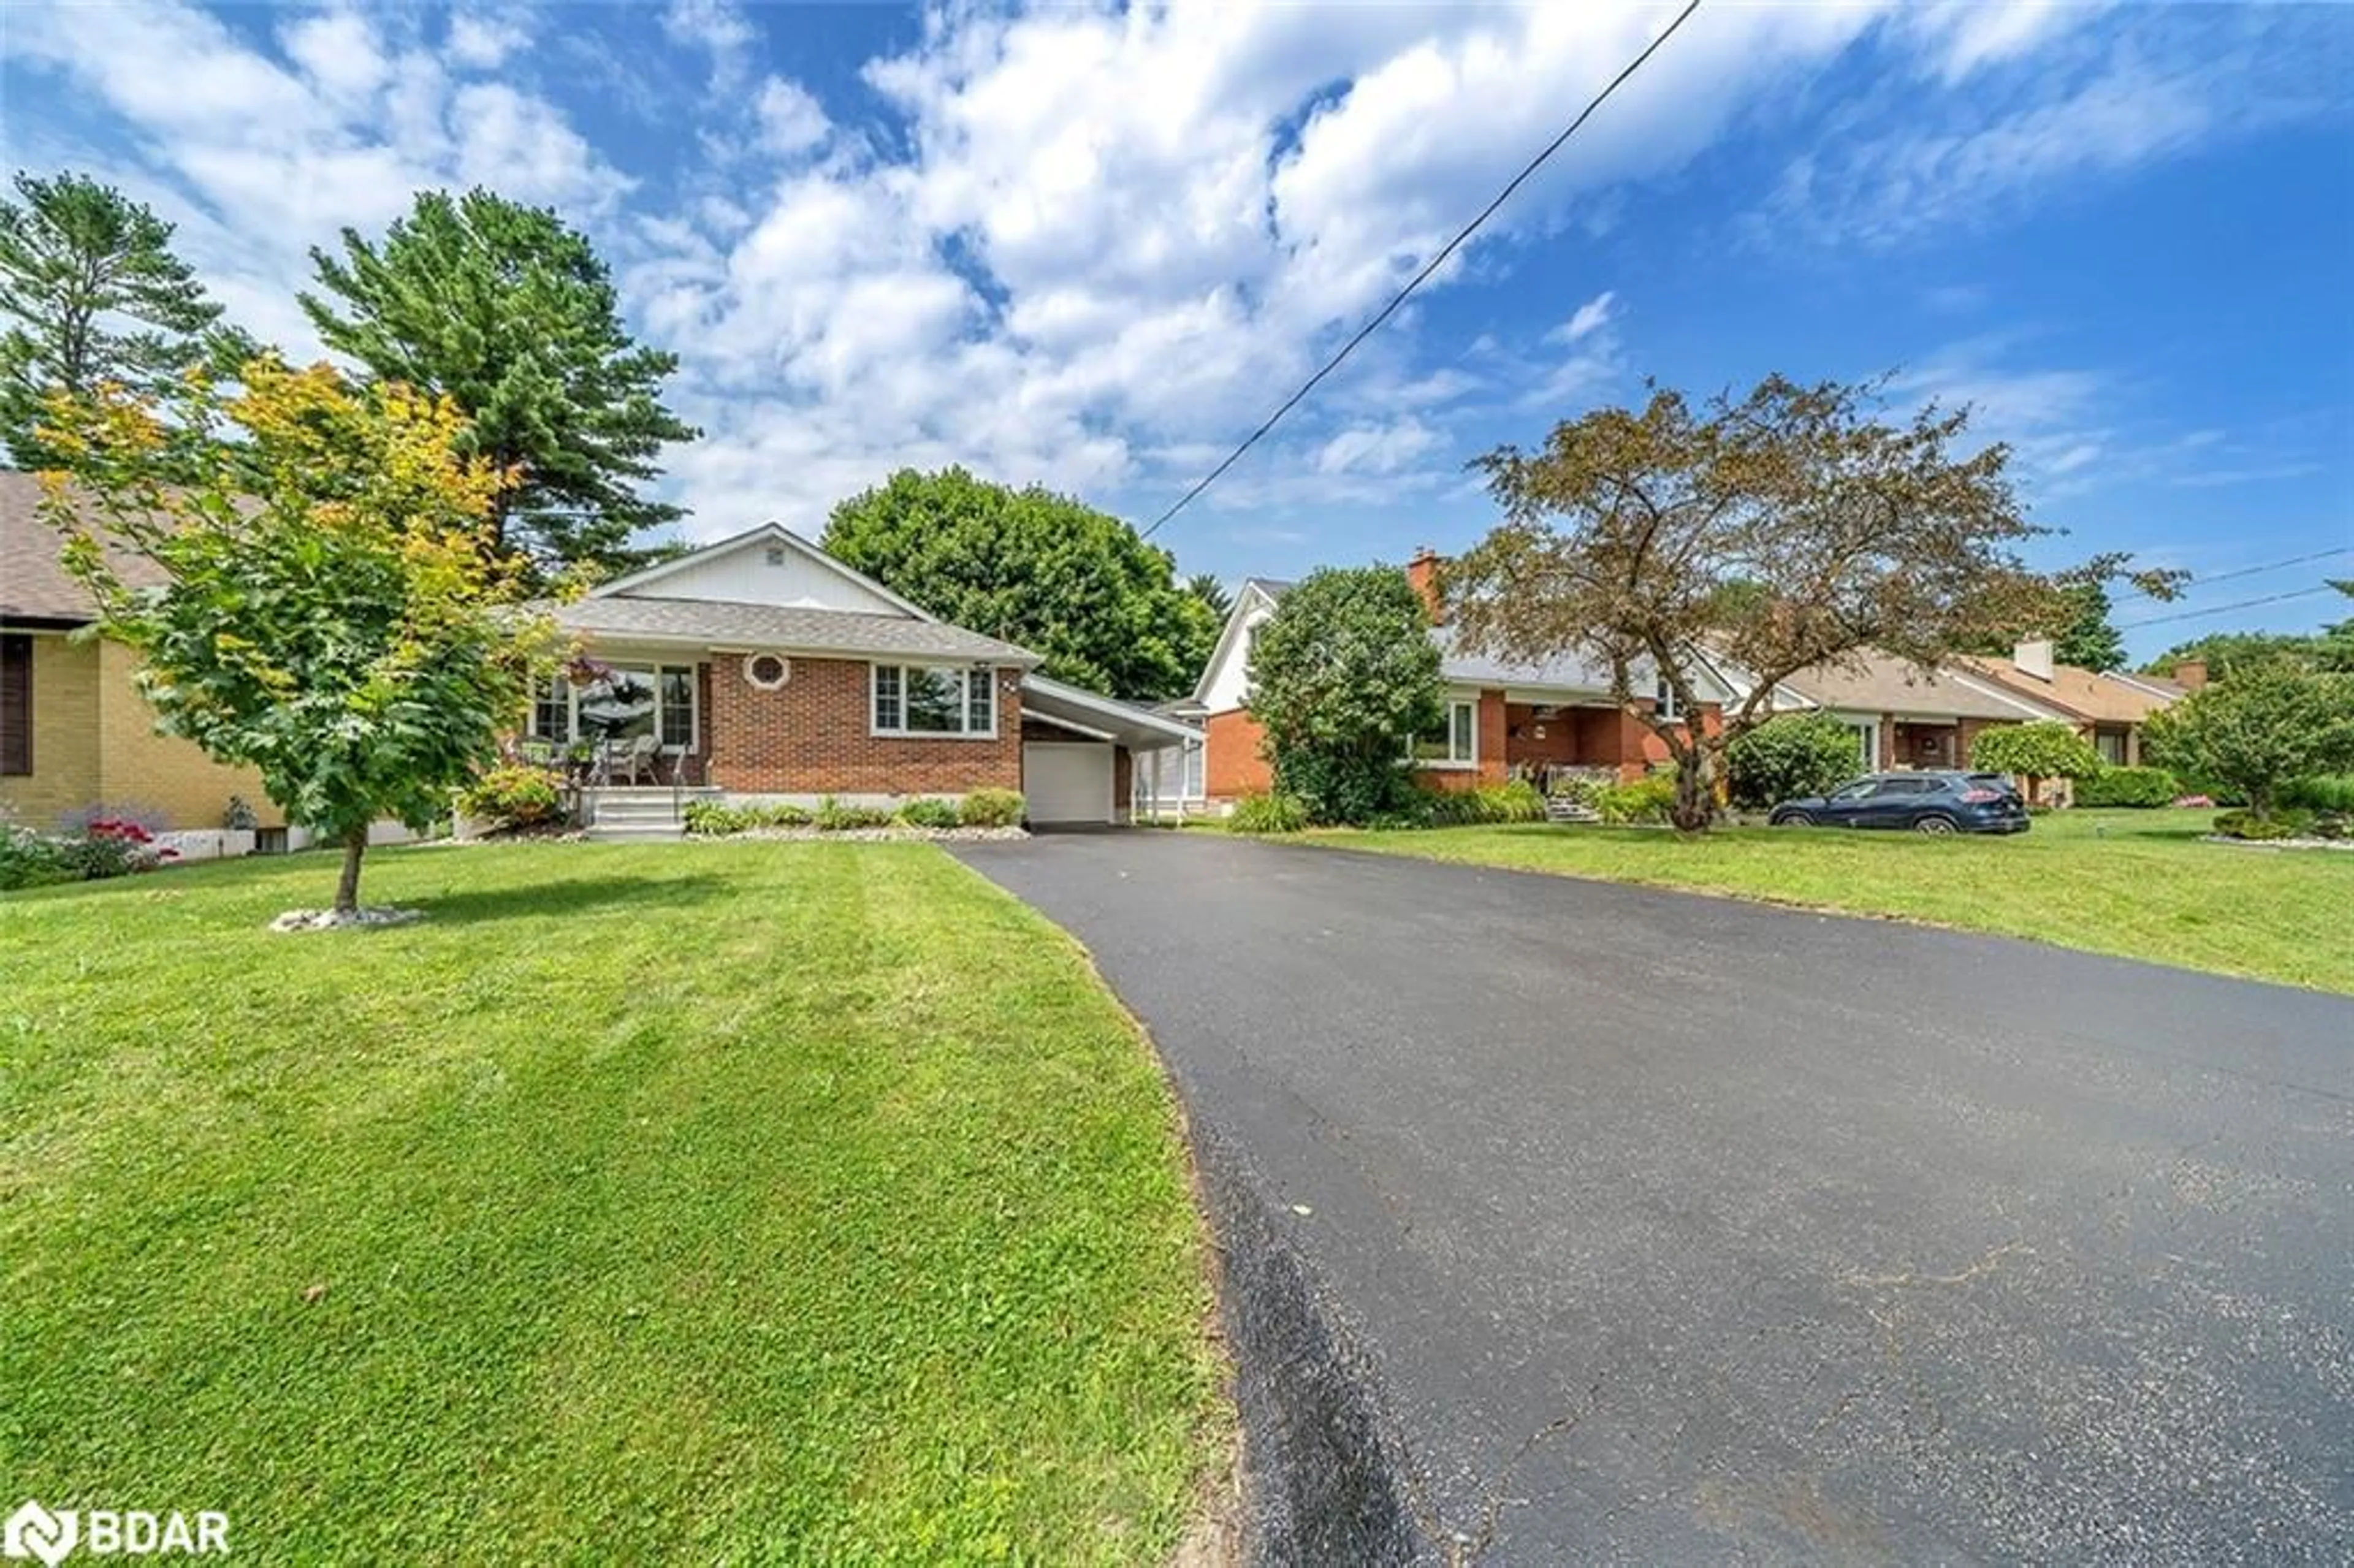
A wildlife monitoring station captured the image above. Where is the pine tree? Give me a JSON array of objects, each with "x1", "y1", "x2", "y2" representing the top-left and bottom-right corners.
[
  {"x1": 2052, "y1": 580, "x2": 2127, "y2": 672},
  {"x1": 301, "y1": 188, "x2": 698, "y2": 578},
  {"x1": 0, "y1": 170, "x2": 234, "y2": 470}
]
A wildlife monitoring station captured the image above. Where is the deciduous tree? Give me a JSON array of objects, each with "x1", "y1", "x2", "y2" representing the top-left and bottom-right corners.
[
  {"x1": 1447, "y1": 375, "x2": 2052, "y2": 831},
  {"x1": 302, "y1": 188, "x2": 697, "y2": 578},
  {"x1": 0, "y1": 170, "x2": 244, "y2": 469},
  {"x1": 2142, "y1": 664, "x2": 2354, "y2": 821},
  {"x1": 1246, "y1": 565, "x2": 1443, "y2": 824},
  {"x1": 1724, "y1": 712, "x2": 1863, "y2": 810},
  {"x1": 1970, "y1": 720, "x2": 2103, "y2": 805},
  {"x1": 823, "y1": 466, "x2": 1220, "y2": 702},
  {"x1": 39, "y1": 359, "x2": 562, "y2": 916}
]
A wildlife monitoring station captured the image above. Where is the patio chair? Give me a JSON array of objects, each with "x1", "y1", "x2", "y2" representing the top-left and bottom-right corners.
[{"x1": 617, "y1": 733, "x2": 661, "y2": 786}]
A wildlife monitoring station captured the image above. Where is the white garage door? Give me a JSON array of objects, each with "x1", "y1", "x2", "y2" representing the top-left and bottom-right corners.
[{"x1": 1023, "y1": 742, "x2": 1114, "y2": 824}]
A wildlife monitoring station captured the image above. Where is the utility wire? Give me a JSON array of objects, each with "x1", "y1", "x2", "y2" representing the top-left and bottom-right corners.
[
  {"x1": 2110, "y1": 544, "x2": 2353, "y2": 607},
  {"x1": 1138, "y1": 0, "x2": 1705, "y2": 539},
  {"x1": 2116, "y1": 584, "x2": 2340, "y2": 631}
]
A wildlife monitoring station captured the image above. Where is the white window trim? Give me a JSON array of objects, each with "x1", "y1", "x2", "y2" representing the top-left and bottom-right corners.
[
  {"x1": 533, "y1": 664, "x2": 700, "y2": 753},
  {"x1": 1653, "y1": 677, "x2": 1683, "y2": 723},
  {"x1": 1409, "y1": 697, "x2": 1480, "y2": 771},
  {"x1": 1848, "y1": 718, "x2": 1878, "y2": 771},
  {"x1": 870, "y1": 662, "x2": 1000, "y2": 740}
]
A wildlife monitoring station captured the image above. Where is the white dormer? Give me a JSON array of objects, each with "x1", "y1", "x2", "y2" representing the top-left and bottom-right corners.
[{"x1": 591, "y1": 523, "x2": 929, "y2": 619}]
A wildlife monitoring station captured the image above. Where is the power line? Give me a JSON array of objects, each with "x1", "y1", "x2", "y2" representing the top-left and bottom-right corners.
[
  {"x1": 2111, "y1": 544, "x2": 2353, "y2": 607},
  {"x1": 1138, "y1": 0, "x2": 1705, "y2": 539},
  {"x1": 2116, "y1": 584, "x2": 2340, "y2": 631}
]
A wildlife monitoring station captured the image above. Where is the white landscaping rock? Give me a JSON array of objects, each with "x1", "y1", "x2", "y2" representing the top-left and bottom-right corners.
[{"x1": 269, "y1": 907, "x2": 426, "y2": 933}]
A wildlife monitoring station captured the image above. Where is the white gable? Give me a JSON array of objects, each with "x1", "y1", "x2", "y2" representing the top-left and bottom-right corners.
[
  {"x1": 1195, "y1": 583, "x2": 1282, "y2": 714},
  {"x1": 594, "y1": 525, "x2": 921, "y2": 617}
]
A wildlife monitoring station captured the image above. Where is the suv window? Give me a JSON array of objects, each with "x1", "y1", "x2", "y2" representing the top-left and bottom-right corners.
[
  {"x1": 1829, "y1": 780, "x2": 1876, "y2": 801},
  {"x1": 1873, "y1": 777, "x2": 1933, "y2": 796}
]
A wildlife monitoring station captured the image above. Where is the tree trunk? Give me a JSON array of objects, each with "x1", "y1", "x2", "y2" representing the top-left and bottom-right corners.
[
  {"x1": 334, "y1": 830, "x2": 367, "y2": 915},
  {"x1": 1671, "y1": 753, "x2": 1715, "y2": 833}
]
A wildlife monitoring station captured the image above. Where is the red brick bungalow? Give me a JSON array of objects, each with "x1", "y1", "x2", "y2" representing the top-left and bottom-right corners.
[
  {"x1": 536, "y1": 523, "x2": 1198, "y2": 832},
  {"x1": 1167, "y1": 549, "x2": 1729, "y2": 808}
]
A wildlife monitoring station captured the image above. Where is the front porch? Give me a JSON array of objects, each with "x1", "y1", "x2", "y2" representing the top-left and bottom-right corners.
[
  {"x1": 1500, "y1": 699, "x2": 1650, "y2": 786},
  {"x1": 1418, "y1": 691, "x2": 1669, "y2": 792}
]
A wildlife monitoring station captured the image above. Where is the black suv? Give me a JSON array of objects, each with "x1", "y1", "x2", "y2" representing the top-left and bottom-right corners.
[{"x1": 1768, "y1": 771, "x2": 2029, "y2": 835}]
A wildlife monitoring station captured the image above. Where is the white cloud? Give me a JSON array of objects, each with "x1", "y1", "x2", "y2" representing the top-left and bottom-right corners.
[
  {"x1": 3, "y1": 0, "x2": 2302, "y2": 556},
  {"x1": 1, "y1": 0, "x2": 630, "y2": 360},
  {"x1": 280, "y1": 10, "x2": 391, "y2": 107},
  {"x1": 448, "y1": 11, "x2": 534, "y2": 71},
  {"x1": 1550, "y1": 290, "x2": 1617, "y2": 345},
  {"x1": 1315, "y1": 419, "x2": 1441, "y2": 476},
  {"x1": 753, "y1": 77, "x2": 829, "y2": 158},
  {"x1": 1905, "y1": 0, "x2": 2109, "y2": 83},
  {"x1": 1765, "y1": 7, "x2": 2337, "y2": 249},
  {"x1": 663, "y1": 0, "x2": 756, "y2": 90}
]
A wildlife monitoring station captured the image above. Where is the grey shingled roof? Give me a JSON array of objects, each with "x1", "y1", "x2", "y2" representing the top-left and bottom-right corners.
[
  {"x1": 1, "y1": 471, "x2": 166, "y2": 622},
  {"x1": 550, "y1": 594, "x2": 1041, "y2": 664},
  {"x1": 1436, "y1": 628, "x2": 1616, "y2": 693}
]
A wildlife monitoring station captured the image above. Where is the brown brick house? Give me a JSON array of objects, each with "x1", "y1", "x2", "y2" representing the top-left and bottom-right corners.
[
  {"x1": 1960, "y1": 641, "x2": 2188, "y2": 766},
  {"x1": 1765, "y1": 647, "x2": 2077, "y2": 774},
  {"x1": 1162, "y1": 549, "x2": 1730, "y2": 809},
  {"x1": 541, "y1": 523, "x2": 1197, "y2": 829}
]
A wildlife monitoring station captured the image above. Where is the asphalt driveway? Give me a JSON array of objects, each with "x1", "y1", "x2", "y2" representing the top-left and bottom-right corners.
[{"x1": 951, "y1": 831, "x2": 2354, "y2": 1564}]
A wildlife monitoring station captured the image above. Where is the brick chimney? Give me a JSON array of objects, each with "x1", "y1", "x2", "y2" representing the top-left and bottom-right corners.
[
  {"x1": 2173, "y1": 658, "x2": 2208, "y2": 690},
  {"x1": 2013, "y1": 637, "x2": 2055, "y2": 682},
  {"x1": 1404, "y1": 546, "x2": 1444, "y2": 623}
]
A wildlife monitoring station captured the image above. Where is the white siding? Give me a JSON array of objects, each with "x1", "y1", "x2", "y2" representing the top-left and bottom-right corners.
[
  {"x1": 1199, "y1": 600, "x2": 1276, "y2": 714},
  {"x1": 1133, "y1": 740, "x2": 1206, "y2": 806},
  {"x1": 616, "y1": 537, "x2": 908, "y2": 615}
]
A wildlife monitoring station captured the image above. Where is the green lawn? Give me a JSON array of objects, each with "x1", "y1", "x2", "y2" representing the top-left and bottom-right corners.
[
  {"x1": 1308, "y1": 809, "x2": 2354, "y2": 994},
  {"x1": 1, "y1": 843, "x2": 1224, "y2": 1564}
]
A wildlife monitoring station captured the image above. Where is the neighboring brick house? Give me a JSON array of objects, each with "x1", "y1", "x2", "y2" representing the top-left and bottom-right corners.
[
  {"x1": 1164, "y1": 549, "x2": 1732, "y2": 807},
  {"x1": 1763, "y1": 647, "x2": 2076, "y2": 774},
  {"x1": 541, "y1": 523, "x2": 1197, "y2": 828},
  {"x1": 1, "y1": 473, "x2": 289, "y2": 840},
  {"x1": 1959, "y1": 642, "x2": 2189, "y2": 766}
]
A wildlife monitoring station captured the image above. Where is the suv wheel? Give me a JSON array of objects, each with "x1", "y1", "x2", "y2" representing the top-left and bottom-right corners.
[
  {"x1": 1914, "y1": 813, "x2": 1959, "y2": 836},
  {"x1": 1772, "y1": 810, "x2": 1813, "y2": 828}
]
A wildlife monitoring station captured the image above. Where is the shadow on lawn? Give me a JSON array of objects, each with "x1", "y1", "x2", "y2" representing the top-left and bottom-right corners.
[{"x1": 418, "y1": 873, "x2": 733, "y2": 925}]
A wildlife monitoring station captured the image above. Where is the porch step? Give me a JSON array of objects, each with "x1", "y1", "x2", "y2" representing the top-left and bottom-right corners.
[
  {"x1": 581, "y1": 786, "x2": 718, "y2": 842},
  {"x1": 586, "y1": 821, "x2": 687, "y2": 842}
]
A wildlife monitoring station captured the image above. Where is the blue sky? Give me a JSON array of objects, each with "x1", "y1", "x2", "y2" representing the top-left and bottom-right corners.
[{"x1": 4, "y1": 1, "x2": 2348, "y2": 660}]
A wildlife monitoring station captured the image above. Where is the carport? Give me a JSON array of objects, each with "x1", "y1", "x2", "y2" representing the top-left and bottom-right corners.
[{"x1": 1016, "y1": 674, "x2": 1202, "y2": 827}]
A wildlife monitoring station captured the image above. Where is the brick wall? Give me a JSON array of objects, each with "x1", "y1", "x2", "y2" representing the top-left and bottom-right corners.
[
  {"x1": 705, "y1": 655, "x2": 1021, "y2": 796},
  {"x1": 96, "y1": 641, "x2": 283, "y2": 828},
  {"x1": 0, "y1": 632, "x2": 100, "y2": 829},
  {"x1": 1204, "y1": 707, "x2": 1272, "y2": 799},
  {"x1": 0, "y1": 632, "x2": 284, "y2": 832}
]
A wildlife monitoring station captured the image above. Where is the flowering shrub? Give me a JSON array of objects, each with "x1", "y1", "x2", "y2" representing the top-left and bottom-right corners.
[
  {"x1": 460, "y1": 764, "x2": 566, "y2": 829},
  {"x1": 1, "y1": 817, "x2": 176, "y2": 888}
]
